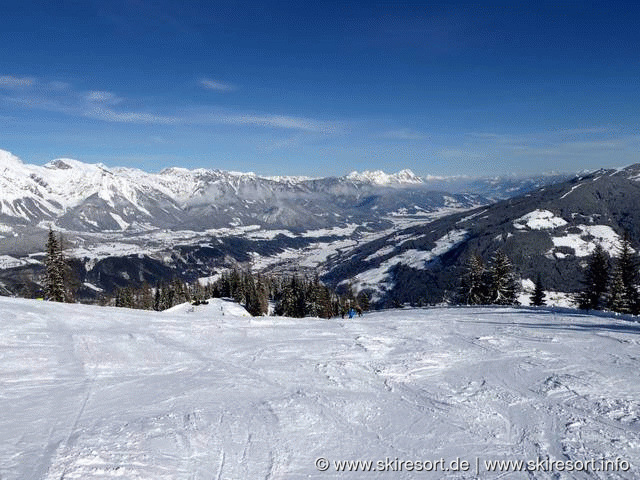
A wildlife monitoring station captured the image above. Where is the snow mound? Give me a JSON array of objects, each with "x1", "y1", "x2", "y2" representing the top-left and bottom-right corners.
[
  {"x1": 518, "y1": 278, "x2": 576, "y2": 308},
  {"x1": 164, "y1": 297, "x2": 251, "y2": 317}
]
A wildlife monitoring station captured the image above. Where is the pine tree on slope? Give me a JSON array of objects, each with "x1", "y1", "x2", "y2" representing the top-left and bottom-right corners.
[
  {"x1": 608, "y1": 267, "x2": 630, "y2": 313},
  {"x1": 487, "y1": 251, "x2": 519, "y2": 305},
  {"x1": 607, "y1": 233, "x2": 638, "y2": 314},
  {"x1": 578, "y1": 243, "x2": 609, "y2": 311},
  {"x1": 45, "y1": 228, "x2": 65, "y2": 302},
  {"x1": 458, "y1": 254, "x2": 487, "y2": 305},
  {"x1": 530, "y1": 275, "x2": 546, "y2": 306},
  {"x1": 618, "y1": 232, "x2": 639, "y2": 314}
]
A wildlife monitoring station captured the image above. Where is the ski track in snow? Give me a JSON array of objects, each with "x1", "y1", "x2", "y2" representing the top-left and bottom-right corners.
[{"x1": 1, "y1": 298, "x2": 640, "y2": 479}]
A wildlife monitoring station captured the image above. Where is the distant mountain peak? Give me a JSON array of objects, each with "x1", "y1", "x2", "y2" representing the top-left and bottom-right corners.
[
  {"x1": 0, "y1": 149, "x2": 24, "y2": 168},
  {"x1": 46, "y1": 159, "x2": 74, "y2": 170},
  {"x1": 345, "y1": 169, "x2": 423, "y2": 185}
]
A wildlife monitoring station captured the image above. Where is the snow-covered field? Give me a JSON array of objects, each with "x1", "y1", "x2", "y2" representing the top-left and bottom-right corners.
[{"x1": 1, "y1": 298, "x2": 639, "y2": 479}]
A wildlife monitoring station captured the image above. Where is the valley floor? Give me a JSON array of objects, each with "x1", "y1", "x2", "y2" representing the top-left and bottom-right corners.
[{"x1": 1, "y1": 298, "x2": 639, "y2": 479}]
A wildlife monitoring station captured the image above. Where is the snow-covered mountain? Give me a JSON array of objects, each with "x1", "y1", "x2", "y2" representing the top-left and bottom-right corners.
[
  {"x1": 345, "y1": 168, "x2": 423, "y2": 185},
  {"x1": 0, "y1": 149, "x2": 483, "y2": 233},
  {"x1": 323, "y1": 164, "x2": 640, "y2": 307},
  {"x1": 2, "y1": 297, "x2": 639, "y2": 479}
]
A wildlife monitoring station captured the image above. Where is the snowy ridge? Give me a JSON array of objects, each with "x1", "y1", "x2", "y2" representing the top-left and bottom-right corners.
[
  {"x1": 1, "y1": 297, "x2": 639, "y2": 479},
  {"x1": 0, "y1": 149, "x2": 485, "y2": 233},
  {"x1": 346, "y1": 168, "x2": 423, "y2": 185}
]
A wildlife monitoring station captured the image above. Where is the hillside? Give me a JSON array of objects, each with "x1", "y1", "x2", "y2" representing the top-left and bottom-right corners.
[
  {"x1": 324, "y1": 165, "x2": 640, "y2": 307},
  {"x1": 1, "y1": 298, "x2": 639, "y2": 478}
]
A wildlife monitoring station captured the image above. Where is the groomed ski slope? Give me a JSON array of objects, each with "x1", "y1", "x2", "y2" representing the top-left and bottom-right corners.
[{"x1": 1, "y1": 297, "x2": 639, "y2": 479}]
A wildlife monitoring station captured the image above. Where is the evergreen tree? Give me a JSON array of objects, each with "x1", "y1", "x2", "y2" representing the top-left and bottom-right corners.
[
  {"x1": 530, "y1": 275, "x2": 546, "y2": 306},
  {"x1": 243, "y1": 273, "x2": 261, "y2": 316},
  {"x1": 578, "y1": 243, "x2": 609, "y2": 310},
  {"x1": 487, "y1": 251, "x2": 519, "y2": 305},
  {"x1": 139, "y1": 282, "x2": 154, "y2": 310},
  {"x1": 618, "y1": 232, "x2": 639, "y2": 314},
  {"x1": 229, "y1": 269, "x2": 242, "y2": 302},
  {"x1": 458, "y1": 254, "x2": 487, "y2": 305},
  {"x1": 115, "y1": 286, "x2": 134, "y2": 308},
  {"x1": 608, "y1": 267, "x2": 630, "y2": 313},
  {"x1": 254, "y1": 275, "x2": 269, "y2": 315},
  {"x1": 153, "y1": 283, "x2": 163, "y2": 311},
  {"x1": 307, "y1": 275, "x2": 323, "y2": 317},
  {"x1": 607, "y1": 233, "x2": 638, "y2": 314},
  {"x1": 356, "y1": 291, "x2": 370, "y2": 313},
  {"x1": 44, "y1": 228, "x2": 65, "y2": 302},
  {"x1": 205, "y1": 270, "x2": 343, "y2": 318}
]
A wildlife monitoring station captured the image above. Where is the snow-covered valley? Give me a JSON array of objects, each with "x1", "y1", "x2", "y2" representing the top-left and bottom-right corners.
[{"x1": 1, "y1": 297, "x2": 639, "y2": 479}]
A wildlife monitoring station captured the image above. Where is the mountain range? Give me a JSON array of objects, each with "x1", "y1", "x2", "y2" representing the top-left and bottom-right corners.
[
  {"x1": 0, "y1": 149, "x2": 490, "y2": 233},
  {"x1": 3, "y1": 148, "x2": 623, "y2": 303}
]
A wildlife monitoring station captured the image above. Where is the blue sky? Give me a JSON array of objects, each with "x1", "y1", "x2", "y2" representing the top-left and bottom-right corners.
[{"x1": 1, "y1": 1, "x2": 639, "y2": 177}]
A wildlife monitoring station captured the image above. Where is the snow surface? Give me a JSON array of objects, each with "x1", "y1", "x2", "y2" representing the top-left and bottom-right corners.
[
  {"x1": 163, "y1": 297, "x2": 251, "y2": 317},
  {"x1": 518, "y1": 279, "x2": 576, "y2": 308},
  {"x1": 0, "y1": 254, "x2": 40, "y2": 269},
  {"x1": 550, "y1": 225, "x2": 623, "y2": 257},
  {"x1": 560, "y1": 183, "x2": 584, "y2": 199},
  {"x1": 1, "y1": 298, "x2": 639, "y2": 479},
  {"x1": 514, "y1": 210, "x2": 568, "y2": 230}
]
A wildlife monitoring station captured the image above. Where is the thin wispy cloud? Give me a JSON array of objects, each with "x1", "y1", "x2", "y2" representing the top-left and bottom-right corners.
[
  {"x1": 381, "y1": 129, "x2": 430, "y2": 140},
  {"x1": 87, "y1": 107, "x2": 331, "y2": 131},
  {"x1": 200, "y1": 78, "x2": 237, "y2": 92},
  {"x1": 214, "y1": 112, "x2": 333, "y2": 132},
  {"x1": 85, "y1": 106, "x2": 179, "y2": 125},
  {"x1": 0, "y1": 75, "x2": 35, "y2": 89},
  {"x1": 0, "y1": 75, "x2": 336, "y2": 133},
  {"x1": 441, "y1": 127, "x2": 640, "y2": 173},
  {"x1": 86, "y1": 91, "x2": 122, "y2": 104},
  {"x1": 2, "y1": 95, "x2": 80, "y2": 116},
  {"x1": 0, "y1": 76, "x2": 71, "y2": 92},
  {"x1": 48, "y1": 81, "x2": 71, "y2": 91}
]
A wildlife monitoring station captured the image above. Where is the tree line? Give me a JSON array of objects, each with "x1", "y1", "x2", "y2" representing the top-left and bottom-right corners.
[
  {"x1": 457, "y1": 231, "x2": 640, "y2": 315},
  {"x1": 578, "y1": 232, "x2": 639, "y2": 315},
  {"x1": 105, "y1": 269, "x2": 370, "y2": 318},
  {"x1": 43, "y1": 228, "x2": 370, "y2": 318}
]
